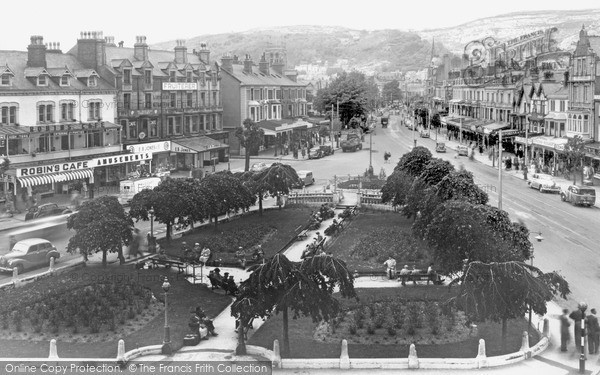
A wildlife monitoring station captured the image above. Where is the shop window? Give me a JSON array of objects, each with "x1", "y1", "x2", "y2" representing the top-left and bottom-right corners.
[
  {"x1": 87, "y1": 130, "x2": 101, "y2": 147},
  {"x1": 140, "y1": 118, "x2": 149, "y2": 137}
]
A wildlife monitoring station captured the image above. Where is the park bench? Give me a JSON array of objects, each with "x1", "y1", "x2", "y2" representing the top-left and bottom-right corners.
[
  {"x1": 296, "y1": 229, "x2": 309, "y2": 241},
  {"x1": 400, "y1": 272, "x2": 445, "y2": 285},
  {"x1": 208, "y1": 273, "x2": 238, "y2": 295},
  {"x1": 150, "y1": 257, "x2": 187, "y2": 273},
  {"x1": 315, "y1": 237, "x2": 327, "y2": 250},
  {"x1": 208, "y1": 252, "x2": 263, "y2": 269}
]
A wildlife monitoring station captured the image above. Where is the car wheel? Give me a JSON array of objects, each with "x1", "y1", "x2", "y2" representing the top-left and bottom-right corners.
[
  {"x1": 16, "y1": 264, "x2": 24, "y2": 275},
  {"x1": 49, "y1": 256, "x2": 56, "y2": 266},
  {"x1": 538, "y1": 186, "x2": 542, "y2": 192},
  {"x1": 561, "y1": 194, "x2": 566, "y2": 202}
]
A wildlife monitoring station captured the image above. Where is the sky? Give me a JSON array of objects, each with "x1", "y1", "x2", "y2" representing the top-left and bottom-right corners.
[{"x1": 1, "y1": 0, "x2": 599, "y2": 51}]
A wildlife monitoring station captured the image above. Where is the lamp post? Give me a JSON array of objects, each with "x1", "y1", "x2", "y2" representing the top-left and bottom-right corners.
[
  {"x1": 148, "y1": 207, "x2": 155, "y2": 253},
  {"x1": 161, "y1": 277, "x2": 172, "y2": 355},
  {"x1": 369, "y1": 130, "x2": 373, "y2": 175},
  {"x1": 528, "y1": 232, "x2": 544, "y2": 335}
]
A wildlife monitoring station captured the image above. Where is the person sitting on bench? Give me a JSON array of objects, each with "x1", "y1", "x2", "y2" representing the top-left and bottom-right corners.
[
  {"x1": 195, "y1": 307, "x2": 217, "y2": 336},
  {"x1": 225, "y1": 276, "x2": 238, "y2": 295},
  {"x1": 213, "y1": 268, "x2": 223, "y2": 282},
  {"x1": 399, "y1": 265, "x2": 410, "y2": 286},
  {"x1": 427, "y1": 263, "x2": 437, "y2": 285},
  {"x1": 252, "y1": 245, "x2": 264, "y2": 261}
]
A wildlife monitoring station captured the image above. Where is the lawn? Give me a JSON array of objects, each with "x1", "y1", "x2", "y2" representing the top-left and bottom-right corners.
[
  {"x1": 247, "y1": 287, "x2": 540, "y2": 358},
  {"x1": 329, "y1": 209, "x2": 432, "y2": 272}
]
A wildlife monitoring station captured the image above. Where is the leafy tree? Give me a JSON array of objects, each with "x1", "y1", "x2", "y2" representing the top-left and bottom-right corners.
[
  {"x1": 129, "y1": 178, "x2": 198, "y2": 241},
  {"x1": 200, "y1": 172, "x2": 256, "y2": 227},
  {"x1": 419, "y1": 158, "x2": 454, "y2": 186},
  {"x1": 452, "y1": 261, "x2": 570, "y2": 340},
  {"x1": 396, "y1": 146, "x2": 432, "y2": 178},
  {"x1": 231, "y1": 253, "x2": 357, "y2": 357},
  {"x1": 380, "y1": 169, "x2": 415, "y2": 207},
  {"x1": 254, "y1": 163, "x2": 300, "y2": 211},
  {"x1": 435, "y1": 169, "x2": 489, "y2": 205},
  {"x1": 424, "y1": 201, "x2": 531, "y2": 275},
  {"x1": 431, "y1": 113, "x2": 441, "y2": 129},
  {"x1": 559, "y1": 135, "x2": 586, "y2": 184},
  {"x1": 0, "y1": 156, "x2": 9, "y2": 175},
  {"x1": 67, "y1": 196, "x2": 133, "y2": 266},
  {"x1": 381, "y1": 79, "x2": 402, "y2": 104},
  {"x1": 235, "y1": 118, "x2": 265, "y2": 172}
]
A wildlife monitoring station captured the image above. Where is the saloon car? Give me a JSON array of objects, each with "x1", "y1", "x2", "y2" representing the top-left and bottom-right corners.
[
  {"x1": 25, "y1": 203, "x2": 72, "y2": 221},
  {"x1": 560, "y1": 185, "x2": 596, "y2": 206},
  {"x1": 0, "y1": 238, "x2": 60, "y2": 274},
  {"x1": 435, "y1": 142, "x2": 446, "y2": 153},
  {"x1": 527, "y1": 173, "x2": 561, "y2": 193},
  {"x1": 419, "y1": 130, "x2": 430, "y2": 138}
]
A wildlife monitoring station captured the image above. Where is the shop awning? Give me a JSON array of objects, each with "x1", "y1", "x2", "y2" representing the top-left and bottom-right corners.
[
  {"x1": 171, "y1": 136, "x2": 229, "y2": 153},
  {"x1": 260, "y1": 128, "x2": 277, "y2": 136},
  {"x1": 18, "y1": 168, "x2": 94, "y2": 187},
  {"x1": 483, "y1": 122, "x2": 510, "y2": 134},
  {"x1": 0, "y1": 125, "x2": 30, "y2": 139},
  {"x1": 531, "y1": 136, "x2": 568, "y2": 151}
]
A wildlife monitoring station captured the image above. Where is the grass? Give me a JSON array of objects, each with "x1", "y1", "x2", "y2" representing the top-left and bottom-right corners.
[
  {"x1": 329, "y1": 210, "x2": 431, "y2": 272},
  {"x1": 248, "y1": 287, "x2": 540, "y2": 358}
]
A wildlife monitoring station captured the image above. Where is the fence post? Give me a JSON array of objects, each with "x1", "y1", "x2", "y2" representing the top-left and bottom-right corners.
[
  {"x1": 520, "y1": 330, "x2": 531, "y2": 358},
  {"x1": 408, "y1": 343, "x2": 419, "y2": 369},
  {"x1": 117, "y1": 339, "x2": 126, "y2": 363},
  {"x1": 49, "y1": 339, "x2": 59, "y2": 359},
  {"x1": 340, "y1": 339, "x2": 350, "y2": 369},
  {"x1": 273, "y1": 339, "x2": 281, "y2": 368},
  {"x1": 543, "y1": 318, "x2": 550, "y2": 337},
  {"x1": 476, "y1": 338, "x2": 487, "y2": 368}
]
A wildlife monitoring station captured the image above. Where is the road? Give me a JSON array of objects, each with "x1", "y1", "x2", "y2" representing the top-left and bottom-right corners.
[{"x1": 2, "y1": 117, "x2": 598, "y2": 314}]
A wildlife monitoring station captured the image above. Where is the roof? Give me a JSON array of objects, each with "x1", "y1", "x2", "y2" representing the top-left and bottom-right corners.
[
  {"x1": 171, "y1": 135, "x2": 228, "y2": 152},
  {"x1": 14, "y1": 238, "x2": 51, "y2": 245},
  {"x1": 588, "y1": 36, "x2": 600, "y2": 57},
  {"x1": 0, "y1": 50, "x2": 115, "y2": 92},
  {"x1": 222, "y1": 63, "x2": 305, "y2": 87}
]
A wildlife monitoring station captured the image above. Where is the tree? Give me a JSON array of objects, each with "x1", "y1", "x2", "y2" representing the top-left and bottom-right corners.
[
  {"x1": 424, "y1": 201, "x2": 531, "y2": 275},
  {"x1": 231, "y1": 253, "x2": 357, "y2": 357},
  {"x1": 254, "y1": 163, "x2": 300, "y2": 211},
  {"x1": 559, "y1": 135, "x2": 586, "y2": 184},
  {"x1": 435, "y1": 169, "x2": 489, "y2": 205},
  {"x1": 235, "y1": 118, "x2": 265, "y2": 172},
  {"x1": 129, "y1": 178, "x2": 199, "y2": 241},
  {"x1": 452, "y1": 261, "x2": 570, "y2": 340},
  {"x1": 419, "y1": 158, "x2": 454, "y2": 186},
  {"x1": 396, "y1": 146, "x2": 432, "y2": 178},
  {"x1": 381, "y1": 79, "x2": 402, "y2": 105},
  {"x1": 0, "y1": 156, "x2": 9, "y2": 175},
  {"x1": 380, "y1": 169, "x2": 415, "y2": 207},
  {"x1": 67, "y1": 196, "x2": 133, "y2": 266},
  {"x1": 200, "y1": 172, "x2": 256, "y2": 227}
]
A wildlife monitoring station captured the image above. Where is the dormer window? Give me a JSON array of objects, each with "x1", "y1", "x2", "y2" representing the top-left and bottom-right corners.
[
  {"x1": 169, "y1": 71, "x2": 176, "y2": 82},
  {"x1": 88, "y1": 76, "x2": 97, "y2": 87},
  {"x1": 60, "y1": 75, "x2": 70, "y2": 86},
  {"x1": 1, "y1": 74, "x2": 11, "y2": 86},
  {"x1": 37, "y1": 75, "x2": 47, "y2": 86},
  {"x1": 186, "y1": 71, "x2": 192, "y2": 82}
]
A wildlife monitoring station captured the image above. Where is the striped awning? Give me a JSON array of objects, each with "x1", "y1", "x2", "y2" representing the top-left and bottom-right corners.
[{"x1": 18, "y1": 168, "x2": 94, "y2": 187}]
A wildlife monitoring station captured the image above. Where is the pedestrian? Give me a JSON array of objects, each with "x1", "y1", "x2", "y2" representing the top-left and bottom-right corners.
[
  {"x1": 560, "y1": 308, "x2": 571, "y2": 352},
  {"x1": 426, "y1": 263, "x2": 437, "y2": 285},
  {"x1": 570, "y1": 302, "x2": 588, "y2": 353},
  {"x1": 128, "y1": 228, "x2": 141, "y2": 259},
  {"x1": 383, "y1": 255, "x2": 397, "y2": 280},
  {"x1": 399, "y1": 265, "x2": 410, "y2": 286},
  {"x1": 199, "y1": 246, "x2": 211, "y2": 266},
  {"x1": 587, "y1": 308, "x2": 599, "y2": 354}
]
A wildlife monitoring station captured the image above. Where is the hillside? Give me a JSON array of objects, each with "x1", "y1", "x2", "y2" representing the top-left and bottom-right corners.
[
  {"x1": 151, "y1": 9, "x2": 600, "y2": 74},
  {"x1": 151, "y1": 26, "x2": 445, "y2": 73}
]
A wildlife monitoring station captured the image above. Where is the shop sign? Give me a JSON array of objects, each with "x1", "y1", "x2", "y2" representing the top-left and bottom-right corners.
[
  {"x1": 17, "y1": 161, "x2": 90, "y2": 177},
  {"x1": 172, "y1": 143, "x2": 195, "y2": 153},
  {"x1": 90, "y1": 152, "x2": 152, "y2": 167},
  {"x1": 515, "y1": 137, "x2": 533, "y2": 145},
  {"x1": 532, "y1": 137, "x2": 567, "y2": 149},
  {"x1": 127, "y1": 141, "x2": 171, "y2": 154},
  {"x1": 162, "y1": 82, "x2": 198, "y2": 91}
]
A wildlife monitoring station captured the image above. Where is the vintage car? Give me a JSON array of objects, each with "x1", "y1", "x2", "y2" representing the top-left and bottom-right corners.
[
  {"x1": 250, "y1": 162, "x2": 269, "y2": 172},
  {"x1": 319, "y1": 144, "x2": 334, "y2": 156},
  {"x1": 419, "y1": 130, "x2": 430, "y2": 138},
  {"x1": 293, "y1": 170, "x2": 315, "y2": 188},
  {"x1": 308, "y1": 146, "x2": 323, "y2": 159},
  {"x1": 435, "y1": 142, "x2": 446, "y2": 153},
  {"x1": 25, "y1": 203, "x2": 72, "y2": 221},
  {"x1": 527, "y1": 173, "x2": 561, "y2": 193},
  {"x1": 560, "y1": 185, "x2": 596, "y2": 206},
  {"x1": 456, "y1": 145, "x2": 469, "y2": 156},
  {"x1": 0, "y1": 238, "x2": 60, "y2": 274}
]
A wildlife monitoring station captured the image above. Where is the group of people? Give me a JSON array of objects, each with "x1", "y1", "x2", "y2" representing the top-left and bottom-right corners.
[
  {"x1": 188, "y1": 306, "x2": 218, "y2": 338},
  {"x1": 208, "y1": 268, "x2": 238, "y2": 295},
  {"x1": 301, "y1": 232, "x2": 326, "y2": 259},
  {"x1": 181, "y1": 241, "x2": 212, "y2": 265},
  {"x1": 383, "y1": 257, "x2": 437, "y2": 286},
  {"x1": 560, "y1": 302, "x2": 600, "y2": 354}
]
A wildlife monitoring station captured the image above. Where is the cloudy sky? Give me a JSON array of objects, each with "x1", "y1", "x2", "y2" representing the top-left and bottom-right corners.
[{"x1": 1, "y1": 0, "x2": 599, "y2": 51}]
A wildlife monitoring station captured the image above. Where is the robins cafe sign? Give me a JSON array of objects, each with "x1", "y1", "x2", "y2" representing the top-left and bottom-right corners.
[{"x1": 16, "y1": 153, "x2": 152, "y2": 177}]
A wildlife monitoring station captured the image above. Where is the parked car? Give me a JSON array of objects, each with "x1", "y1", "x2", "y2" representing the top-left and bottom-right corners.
[
  {"x1": 308, "y1": 147, "x2": 323, "y2": 159},
  {"x1": 456, "y1": 145, "x2": 469, "y2": 156},
  {"x1": 319, "y1": 145, "x2": 334, "y2": 156},
  {"x1": 435, "y1": 142, "x2": 446, "y2": 153},
  {"x1": 527, "y1": 173, "x2": 561, "y2": 193},
  {"x1": 250, "y1": 162, "x2": 269, "y2": 172},
  {"x1": 560, "y1": 185, "x2": 596, "y2": 206},
  {"x1": 0, "y1": 238, "x2": 60, "y2": 274},
  {"x1": 25, "y1": 203, "x2": 72, "y2": 221},
  {"x1": 419, "y1": 130, "x2": 430, "y2": 138},
  {"x1": 294, "y1": 170, "x2": 315, "y2": 188}
]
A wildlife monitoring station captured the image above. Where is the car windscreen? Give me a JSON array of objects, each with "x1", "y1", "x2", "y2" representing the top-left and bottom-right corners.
[
  {"x1": 11, "y1": 243, "x2": 29, "y2": 253},
  {"x1": 577, "y1": 189, "x2": 596, "y2": 195}
]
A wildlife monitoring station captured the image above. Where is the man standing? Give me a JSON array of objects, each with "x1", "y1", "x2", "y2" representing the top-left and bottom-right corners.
[
  {"x1": 560, "y1": 309, "x2": 571, "y2": 352},
  {"x1": 587, "y1": 308, "x2": 599, "y2": 354},
  {"x1": 383, "y1": 256, "x2": 396, "y2": 280},
  {"x1": 570, "y1": 302, "x2": 588, "y2": 354},
  {"x1": 399, "y1": 265, "x2": 410, "y2": 286}
]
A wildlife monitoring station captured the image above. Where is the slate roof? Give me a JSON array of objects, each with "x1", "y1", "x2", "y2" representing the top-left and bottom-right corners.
[
  {"x1": 222, "y1": 63, "x2": 305, "y2": 87},
  {"x1": 0, "y1": 50, "x2": 115, "y2": 92}
]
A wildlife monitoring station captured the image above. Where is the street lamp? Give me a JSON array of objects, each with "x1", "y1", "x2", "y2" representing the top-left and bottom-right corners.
[
  {"x1": 149, "y1": 207, "x2": 155, "y2": 238},
  {"x1": 528, "y1": 232, "x2": 544, "y2": 335},
  {"x1": 161, "y1": 277, "x2": 172, "y2": 355}
]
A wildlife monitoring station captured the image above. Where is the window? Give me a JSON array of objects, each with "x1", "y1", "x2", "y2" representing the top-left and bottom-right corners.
[
  {"x1": 144, "y1": 70, "x2": 152, "y2": 85},
  {"x1": 145, "y1": 93, "x2": 152, "y2": 109},
  {"x1": 167, "y1": 117, "x2": 175, "y2": 135},
  {"x1": 185, "y1": 116, "x2": 192, "y2": 133},
  {"x1": 128, "y1": 121, "x2": 137, "y2": 138},
  {"x1": 1, "y1": 74, "x2": 11, "y2": 86},
  {"x1": 1, "y1": 105, "x2": 17, "y2": 125},
  {"x1": 123, "y1": 93, "x2": 131, "y2": 110},
  {"x1": 186, "y1": 92, "x2": 193, "y2": 107},
  {"x1": 88, "y1": 101, "x2": 101, "y2": 120},
  {"x1": 186, "y1": 71, "x2": 193, "y2": 82},
  {"x1": 191, "y1": 116, "x2": 199, "y2": 133},
  {"x1": 60, "y1": 102, "x2": 74, "y2": 121},
  {"x1": 212, "y1": 92, "x2": 217, "y2": 106},
  {"x1": 212, "y1": 114, "x2": 218, "y2": 129},
  {"x1": 38, "y1": 103, "x2": 54, "y2": 123},
  {"x1": 560, "y1": 100, "x2": 565, "y2": 112},
  {"x1": 200, "y1": 92, "x2": 206, "y2": 107},
  {"x1": 60, "y1": 75, "x2": 69, "y2": 86},
  {"x1": 140, "y1": 118, "x2": 149, "y2": 136},
  {"x1": 149, "y1": 119, "x2": 157, "y2": 137},
  {"x1": 87, "y1": 76, "x2": 97, "y2": 87},
  {"x1": 123, "y1": 69, "x2": 131, "y2": 85},
  {"x1": 170, "y1": 92, "x2": 177, "y2": 107},
  {"x1": 200, "y1": 115, "x2": 205, "y2": 131},
  {"x1": 268, "y1": 89, "x2": 274, "y2": 100},
  {"x1": 175, "y1": 116, "x2": 182, "y2": 134},
  {"x1": 38, "y1": 75, "x2": 47, "y2": 86},
  {"x1": 169, "y1": 71, "x2": 176, "y2": 82}
]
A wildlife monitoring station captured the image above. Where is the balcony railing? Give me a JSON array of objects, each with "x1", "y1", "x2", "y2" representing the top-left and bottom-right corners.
[{"x1": 8, "y1": 144, "x2": 123, "y2": 164}]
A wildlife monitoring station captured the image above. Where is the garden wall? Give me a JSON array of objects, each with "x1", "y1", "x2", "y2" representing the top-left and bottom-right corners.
[
  {"x1": 0, "y1": 260, "x2": 86, "y2": 291},
  {"x1": 248, "y1": 319, "x2": 550, "y2": 370}
]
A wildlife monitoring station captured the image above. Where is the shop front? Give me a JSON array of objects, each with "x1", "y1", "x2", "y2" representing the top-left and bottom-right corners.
[
  {"x1": 171, "y1": 136, "x2": 229, "y2": 173},
  {"x1": 258, "y1": 119, "x2": 309, "y2": 157},
  {"x1": 514, "y1": 135, "x2": 568, "y2": 175},
  {"x1": 126, "y1": 141, "x2": 172, "y2": 176}
]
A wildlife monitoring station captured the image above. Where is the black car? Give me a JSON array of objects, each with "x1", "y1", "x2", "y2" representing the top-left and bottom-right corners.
[{"x1": 25, "y1": 203, "x2": 72, "y2": 221}]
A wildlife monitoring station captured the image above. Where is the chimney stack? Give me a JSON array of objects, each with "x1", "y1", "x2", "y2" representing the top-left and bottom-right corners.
[
  {"x1": 76, "y1": 31, "x2": 107, "y2": 69},
  {"x1": 104, "y1": 36, "x2": 116, "y2": 47},
  {"x1": 232, "y1": 55, "x2": 239, "y2": 64},
  {"x1": 271, "y1": 58, "x2": 285, "y2": 75},
  {"x1": 198, "y1": 43, "x2": 210, "y2": 64},
  {"x1": 220, "y1": 53, "x2": 233, "y2": 73},
  {"x1": 243, "y1": 54, "x2": 253, "y2": 74},
  {"x1": 46, "y1": 42, "x2": 62, "y2": 54},
  {"x1": 174, "y1": 39, "x2": 187, "y2": 64},
  {"x1": 134, "y1": 36, "x2": 148, "y2": 61},
  {"x1": 27, "y1": 36, "x2": 47, "y2": 67},
  {"x1": 259, "y1": 53, "x2": 270, "y2": 75},
  {"x1": 284, "y1": 69, "x2": 298, "y2": 82}
]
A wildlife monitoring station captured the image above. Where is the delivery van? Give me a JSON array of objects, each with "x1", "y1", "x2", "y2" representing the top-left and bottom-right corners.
[{"x1": 118, "y1": 177, "x2": 161, "y2": 205}]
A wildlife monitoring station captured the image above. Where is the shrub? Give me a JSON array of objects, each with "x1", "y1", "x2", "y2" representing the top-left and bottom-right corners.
[
  {"x1": 386, "y1": 324, "x2": 397, "y2": 336},
  {"x1": 365, "y1": 320, "x2": 375, "y2": 335},
  {"x1": 348, "y1": 322, "x2": 358, "y2": 335},
  {"x1": 89, "y1": 317, "x2": 101, "y2": 334},
  {"x1": 11, "y1": 310, "x2": 22, "y2": 332}
]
